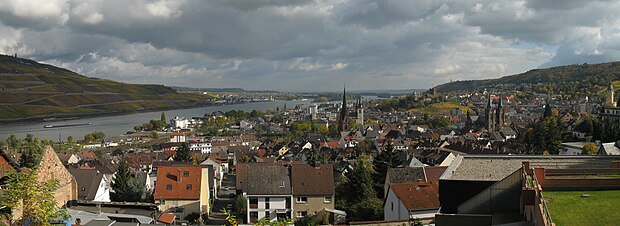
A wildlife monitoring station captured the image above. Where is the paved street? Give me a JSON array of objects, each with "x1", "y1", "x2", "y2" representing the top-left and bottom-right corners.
[{"x1": 205, "y1": 174, "x2": 237, "y2": 225}]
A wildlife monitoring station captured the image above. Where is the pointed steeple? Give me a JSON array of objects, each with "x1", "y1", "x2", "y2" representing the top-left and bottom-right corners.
[
  {"x1": 487, "y1": 93, "x2": 493, "y2": 108},
  {"x1": 498, "y1": 95, "x2": 503, "y2": 108},
  {"x1": 342, "y1": 84, "x2": 347, "y2": 110},
  {"x1": 338, "y1": 84, "x2": 351, "y2": 132}
]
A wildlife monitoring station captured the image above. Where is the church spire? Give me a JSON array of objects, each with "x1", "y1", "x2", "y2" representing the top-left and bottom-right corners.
[
  {"x1": 342, "y1": 84, "x2": 347, "y2": 110},
  {"x1": 487, "y1": 92, "x2": 493, "y2": 108},
  {"x1": 338, "y1": 84, "x2": 351, "y2": 131}
]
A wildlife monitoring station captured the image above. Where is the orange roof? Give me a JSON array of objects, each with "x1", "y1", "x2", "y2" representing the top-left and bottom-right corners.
[
  {"x1": 390, "y1": 182, "x2": 439, "y2": 211},
  {"x1": 424, "y1": 166, "x2": 448, "y2": 182},
  {"x1": 154, "y1": 166, "x2": 203, "y2": 200},
  {"x1": 325, "y1": 141, "x2": 340, "y2": 149},
  {"x1": 158, "y1": 212, "x2": 176, "y2": 224}
]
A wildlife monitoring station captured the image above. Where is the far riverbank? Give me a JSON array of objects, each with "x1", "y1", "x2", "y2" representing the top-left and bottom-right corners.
[{"x1": 0, "y1": 99, "x2": 312, "y2": 141}]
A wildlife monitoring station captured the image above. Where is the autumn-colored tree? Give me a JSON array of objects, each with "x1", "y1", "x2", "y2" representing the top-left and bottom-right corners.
[
  {"x1": 0, "y1": 171, "x2": 68, "y2": 226},
  {"x1": 582, "y1": 143, "x2": 598, "y2": 155}
]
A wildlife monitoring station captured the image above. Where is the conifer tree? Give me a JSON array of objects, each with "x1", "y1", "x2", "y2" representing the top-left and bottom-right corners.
[
  {"x1": 175, "y1": 144, "x2": 193, "y2": 162},
  {"x1": 111, "y1": 160, "x2": 143, "y2": 202},
  {"x1": 372, "y1": 142, "x2": 403, "y2": 198}
]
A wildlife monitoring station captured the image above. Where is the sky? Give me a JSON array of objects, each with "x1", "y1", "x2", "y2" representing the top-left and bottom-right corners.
[{"x1": 1, "y1": 0, "x2": 620, "y2": 92}]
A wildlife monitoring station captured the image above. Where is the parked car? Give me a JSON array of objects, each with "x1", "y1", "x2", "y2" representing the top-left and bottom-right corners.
[
  {"x1": 226, "y1": 204, "x2": 234, "y2": 211},
  {"x1": 229, "y1": 193, "x2": 236, "y2": 198}
]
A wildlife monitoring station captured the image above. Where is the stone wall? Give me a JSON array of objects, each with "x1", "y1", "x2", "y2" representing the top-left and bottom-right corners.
[{"x1": 37, "y1": 146, "x2": 77, "y2": 207}]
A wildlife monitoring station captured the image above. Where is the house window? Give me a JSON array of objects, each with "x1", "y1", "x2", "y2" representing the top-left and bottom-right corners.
[
  {"x1": 265, "y1": 198, "x2": 270, "y2": 209},
  {"x1": 391, "y1": 202, "x2": 394, "y2": 211},
  {"x1": 296, "y1": 211, "x2": 307, "y2": 218},
  {"x1": 250, "y1": 198, "x2": 258, "y2": 209},
  {"x1": 265, "y1": 211, "x2": 270, "y2": 219},
  {"x1": 183, "y1": 171, "x2": 189, "y2": 177},
  {"x1": 324, "y1": 196, "x2": 332, "y2": 203},
  {"x1": 250, "y1": 212, "x2": 258, "y2": 218},
  {"x1": 296, "y1": 196, "x2": 307, "y2": 203},
  {"x1": 166, "y1": 184, "x2": 172, "y2": 190},
  {"x1": 186, "y1": 184, "x2": 192, "y2": 190}
]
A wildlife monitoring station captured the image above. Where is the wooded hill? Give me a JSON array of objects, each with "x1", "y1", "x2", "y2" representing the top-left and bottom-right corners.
[
  {"x1": 434, "y1": 61, "x2": 620, "y2": 95},
  {"x1": 0, "y1": 54, "x2": 211, "y2": 122}
]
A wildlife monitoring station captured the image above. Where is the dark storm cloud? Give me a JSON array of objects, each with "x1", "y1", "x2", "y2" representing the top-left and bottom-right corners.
[{"x1": 0, "y1": 0, "x2": 619, "y2": 91}]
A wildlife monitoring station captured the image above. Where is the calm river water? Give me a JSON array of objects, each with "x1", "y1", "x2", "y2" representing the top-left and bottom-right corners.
[{"x1": 0, "y1": 100, "x2": 312, "y2": 141}]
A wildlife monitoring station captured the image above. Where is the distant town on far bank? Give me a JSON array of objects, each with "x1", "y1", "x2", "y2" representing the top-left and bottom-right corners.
[{"x1": 0, "y1": 56, "x2": 620, "y2": 226}]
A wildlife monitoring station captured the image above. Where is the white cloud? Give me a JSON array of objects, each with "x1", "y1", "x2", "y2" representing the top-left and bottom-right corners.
[
  {"x1": 330, "y1": 63, "x2": 348, "y2": 70},
  {"x1": 0, "y1": 0, "x2": 619, "y2": 91}
]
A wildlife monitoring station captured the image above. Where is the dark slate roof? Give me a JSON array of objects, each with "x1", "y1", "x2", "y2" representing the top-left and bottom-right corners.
[
  {"x1": 243, "y1": 164, "x2": 291, "y2": 195},
  {"x1": 69, "y1": 169, "x2": 104, "y2": 201},
  {"x1": 386, "y1": 167, "x2": 426, "y2": 184},
  {"x1": 84, "y1": 220, "x2": 115, "y2": 226},
  {"x1": 291, "y1": 164, "x2": 334, "y2": 196}
]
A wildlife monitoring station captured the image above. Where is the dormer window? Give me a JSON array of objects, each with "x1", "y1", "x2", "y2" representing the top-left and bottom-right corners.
[
  {"x1": 166, "y1": 184, "x2": 172, "y2": 190},
  {"x1": 183, "y1": 171, "x2": 189, "y2": 177},
  {"x1": 279, "y1": 181, "x2": 285, "y2": 187}
]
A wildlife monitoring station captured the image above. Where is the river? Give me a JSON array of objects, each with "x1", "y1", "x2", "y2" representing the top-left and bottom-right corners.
[{"x1": 0, "y1": 100, "x2": 312, "y2": 141}]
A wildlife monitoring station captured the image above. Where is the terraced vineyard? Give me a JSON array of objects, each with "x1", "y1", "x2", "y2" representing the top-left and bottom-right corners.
[{"x1": 0, "y1": 54, "x2": 212, "y2": 122}]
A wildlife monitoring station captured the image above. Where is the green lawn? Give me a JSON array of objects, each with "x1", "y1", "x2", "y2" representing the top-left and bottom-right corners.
[{"x1": 544, "y1": 190, "x2": 620, "y2": 226}]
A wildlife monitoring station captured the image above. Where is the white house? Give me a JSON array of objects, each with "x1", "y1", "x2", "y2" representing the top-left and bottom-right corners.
[
  {"x1": 69, "y1": 169, "x2": 112, "y2": 202},
  {"x1": 200, "y1": 158, "x2": 224, "y2": 191},
  {"x1": 240, "y1": 120, "x2": 255, "y2": 130},
  {"x1": 241, "y1": 165, "x2": 293, "y2": 223},
  {"x1": 384, "y1": 182, "x2": 439, "y2": 221},
  {"x1": 559, "y1": 142, "x2": 592, "y2": 155},
  {"x1": 410, "y1": 125, "x2": 428, "y2": 133},
  {"x1": 170, "y1": 116, "x2": 190, "y2": 130},
  {"x1": 170, "y1": 132, "x2": 186, "y2": 143},
  {"x1": 188, "y1": 141, "x2": 212, "y2": 154}
]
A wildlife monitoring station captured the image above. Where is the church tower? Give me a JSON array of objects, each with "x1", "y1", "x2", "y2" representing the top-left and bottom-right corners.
[
  {"x1": 485, "y1": 93, "x2": 495, "y2": 132},
  {"x1": 605, "y1": 82, "x2": 617, "y2": 108},
  {"x1": 356, "y1": 96, "x2": 364, "y2": 128},
  {"x1": 495, "y1": 95, "x2": 504, "y2": 129},
  {"x1": 338, "y1": 85, "x2": 351, "y2": 132},
  {"x1": 602, "y1": 82, "x2": 620, "y2": 128}
]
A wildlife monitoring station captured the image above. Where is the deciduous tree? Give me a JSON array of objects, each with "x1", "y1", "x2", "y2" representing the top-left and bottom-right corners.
[
  {"x1": 582, "y1": 143, "x2": 598, "y2": 155},
  {"x1": 19, "y1": 146, "x2": 43, "y2": 169},
  {"x1": 0, "y1": 171, "x2": 68, "y2": 226}
]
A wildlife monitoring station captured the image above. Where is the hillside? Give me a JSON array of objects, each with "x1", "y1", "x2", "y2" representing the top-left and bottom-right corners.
[
  {"x1": 434, "y1": 62, "x2": 620, "y2": 95},
  {"x1": 0, "y1": 54, "x2": 211, "y2": 122}
]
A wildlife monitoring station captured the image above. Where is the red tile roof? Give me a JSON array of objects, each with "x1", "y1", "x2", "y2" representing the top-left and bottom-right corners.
[
  {"x1": 424, "y1": 166, "x2": 448, "y2": 182},
  {"x1": 154, "y1": 166, "x2": 203, "y2": 200},
  {"x1": 323, "y1": 140, "x2": 341, "y2": 149},
  {"x1": 158, "y1": 212, "x2": 176, "y2": 224},
  {"x1": 390, "y1": 182, "x2": 439, "y2": 211}
]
